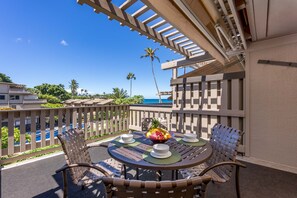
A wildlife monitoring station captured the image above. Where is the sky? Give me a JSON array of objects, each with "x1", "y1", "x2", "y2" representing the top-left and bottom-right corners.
[{"x1": 0, "y1": 0, "x2": 187, "y2": 98}]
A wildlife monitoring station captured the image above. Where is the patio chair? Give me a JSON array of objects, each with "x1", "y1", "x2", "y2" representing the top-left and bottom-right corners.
[
  {"x1": 57, "y1": 162, "x2": 211, "y2": 198},
  {"x1": 179, "y1": 123, "x2": 246, "y2": 198},
  {"x1": 56, "y1": 129, "x2": 123, "y2": 197}
]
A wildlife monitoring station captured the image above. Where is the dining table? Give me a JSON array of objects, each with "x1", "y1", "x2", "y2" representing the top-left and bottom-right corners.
[{"x1": 107, "y1": 131, "x2": 213, "y2": 180}]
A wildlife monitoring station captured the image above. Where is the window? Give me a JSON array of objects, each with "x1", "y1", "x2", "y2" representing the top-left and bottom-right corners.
[
  {"x1": 0, "y1": 95, "x2": 5, "y2": 100},
  {"x1": 10, "y1": 95, "x2": 20, "y2": 100}
]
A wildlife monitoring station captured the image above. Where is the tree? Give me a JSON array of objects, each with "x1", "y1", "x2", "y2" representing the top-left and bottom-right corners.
[
  {"x1": 111, "y1": 88, "x2": 128, "y2": 99},
  {"x1": 126, "y1": 72, "x2": 136, "y2": 97},
  {"x1": 0, "y1": 73, "x2": 13, "y2": 83},
  {"x1": 34, "y1": 83, "x2": 71, "y2": 101},
  {"x1": 141, "y1": 48, "x2": 162, "y2": 103},
  {"x1": 69, "y1": 79, "x2": 79, "y2": 96}
]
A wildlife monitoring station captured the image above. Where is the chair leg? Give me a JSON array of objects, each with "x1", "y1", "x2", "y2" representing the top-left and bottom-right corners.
[
  {"x1": 62, "y1": 170, "x2": 68, "y2": 198},
  {"x1": 123, "y1": 165, "x2": 127, "y2": 179},
  {"x1": 235, "y1": 166, "x2": 241, "y2": 198},
  {"x1": 136, "y1": 168, "x2": 139, "y2": 180}
]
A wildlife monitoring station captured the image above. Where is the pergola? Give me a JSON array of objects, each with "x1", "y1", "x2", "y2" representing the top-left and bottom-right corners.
[
  {"x1": 76, "y1": 0, "x2": 297, "y2": 172},
  {"x1": 77, "y1": 0, "x2": 247, "y2": 73}
]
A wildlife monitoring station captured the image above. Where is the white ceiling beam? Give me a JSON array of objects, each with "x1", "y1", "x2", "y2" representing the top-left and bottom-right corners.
[
  {"x1": 150, "y1": 19, "x2": 167, "y2": 29},
  {"x1": 164, "y1": 30, "x2": 179, "y2": 38},
  {"x1": 158, "y1": 25, "x2": 174, "y2": 34},
  {"x1": 187, "y1": 47, "x2": 201, "y2": 52},
  {"x1": 119, "y1": 0, "x2": 137, "y2": 11},
  {"x1": 179, "y1": 41, "x2": 194, "y2": 47},
  {"x1": 175, "y1": 38, "x2": 189, "y2": 45},
  {"x1": 161, "y1": 53, "x2": 213, "y2": 70},
  {"x1": 184, "y1": 44, "x2": 198, "y2": 50},
  {"x1": 227, "y1": 0, "x2": 247, "y2": 49},
  {"x1": 170, "y1": 35, "x2": 185, "y2": 42},
  {"x1": 142, "y1": 13, "x2": 159, "y2": 24},
  {"x1": 131, "y1": 5, "x2": 149, "y2": 18}
]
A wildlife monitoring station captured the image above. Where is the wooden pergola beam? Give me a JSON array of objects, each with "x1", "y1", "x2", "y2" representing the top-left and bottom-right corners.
[
  {"x1": 142, "y1": 13, "x2": 158, "y2": 24},
  {"x1": 142, "y1": 0, "x2": 225, "y2": 63},
  {"x1": 119, "y1": 0, "x2": 137, "y2": 11},
  {"x1": 131, "y1": 5, "x2": 149, "y2": 18},
  {"x1": 161, "y1": 53, "x2": 214, "y2": 70},
  {"x1": 78, "y1": 0, "x2": 191, "y2": 56}
]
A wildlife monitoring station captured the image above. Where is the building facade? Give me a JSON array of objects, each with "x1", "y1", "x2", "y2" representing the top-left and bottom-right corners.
[{"x1": 0, "y1": 82, "x2": 46, "y2": 109}]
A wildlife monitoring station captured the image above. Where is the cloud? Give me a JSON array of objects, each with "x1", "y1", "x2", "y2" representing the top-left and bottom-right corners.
[
  {"x1": 15, "y1": 38, "x2": 22, "y2": 43},
  {"x1": 60, "y1": 40, "x2": 68, "y2": 46}
]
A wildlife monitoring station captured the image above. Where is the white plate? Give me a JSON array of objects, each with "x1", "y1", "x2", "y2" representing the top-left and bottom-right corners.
[
  {"x1": 182, "y1": 138, "x2": 199, "y2": 143},
  {"x1": 118, "y1": 139, "x2": 136, "y2": 144},
  {"x1": 150, "y1": 151, "x2": 172, "y2": 159}
]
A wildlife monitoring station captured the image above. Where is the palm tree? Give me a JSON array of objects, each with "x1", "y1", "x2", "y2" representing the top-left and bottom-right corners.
[
  {"x1": 69, "y1": 79, "x2": 79, "y2": 96},
  {"x1": 112, "y1": 88, "x2": 128, "y2": 99},
  {"x1": 126, "y1": 72, "x2": 136, "y2": 97},
  {"x1": 141, "y1": 48, "x2": 162, "y2": 103}
]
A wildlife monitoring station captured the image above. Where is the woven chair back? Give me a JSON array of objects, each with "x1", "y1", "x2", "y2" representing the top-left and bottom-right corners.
[
  {"x1": 207, "y1": 123, "x2": 242, "y2": 181},
  {"x1": 57, "y1": 129, "x2": 92, "y2": 184},
  {"x1": 102, "y1": 175, "x2": 211, "y2": 198}
]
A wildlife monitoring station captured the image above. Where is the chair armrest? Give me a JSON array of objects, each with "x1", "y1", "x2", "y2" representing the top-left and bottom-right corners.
[
  {"x1": 87, "y1": 141, "x2": 110, "y2": 149},
  {"x1": 55, "y1": 162, "x2": 111, "y2": 177},
  {"x1": 199, "y1": 161, "x2": 246, "y2": 176}
]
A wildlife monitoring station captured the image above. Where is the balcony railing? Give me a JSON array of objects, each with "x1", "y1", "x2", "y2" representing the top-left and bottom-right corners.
[{"x1": 0, "y1": 105, "x2": 130, "y2": 157}]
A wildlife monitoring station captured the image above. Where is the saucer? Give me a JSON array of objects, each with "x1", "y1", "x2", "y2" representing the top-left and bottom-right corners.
[
  {"x1": 118, "y1": 139, "x2": 136, "y2": 144},
  {"x1": 182, "y1": 138, "x2": 199, "y2": 143},
  {"x1": 150, "y1": 150, "x2": 172, "y2": 159}
]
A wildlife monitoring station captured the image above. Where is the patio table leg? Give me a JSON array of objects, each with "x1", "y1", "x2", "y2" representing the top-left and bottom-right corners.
[
  {"x1": 176, "y1": 170, "x2": 178, "y2": 180},
  {"x1": 171, "y1": 170, "x2": 175, "y2": 180}
]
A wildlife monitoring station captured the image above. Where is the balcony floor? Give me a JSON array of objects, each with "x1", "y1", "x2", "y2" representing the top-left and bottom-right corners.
[{"x1": 1, "y1": 146, "x2": 297, "y2": 198}]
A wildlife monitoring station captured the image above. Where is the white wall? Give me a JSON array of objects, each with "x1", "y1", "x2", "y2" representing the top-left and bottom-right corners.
[{"x1": 246, "y1": 33, "x2": 297, "y2": 168}]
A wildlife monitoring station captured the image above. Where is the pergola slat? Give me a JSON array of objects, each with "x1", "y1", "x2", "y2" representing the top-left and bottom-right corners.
[
  {"x1": 119, "y1": 0, "x2": 137, "y2": 10},
  {"x1": 142, "y1": 13, "x2": 158, "y2": 24},
  {"x1": 131, "y1": 5, "x2": 149, "y2": 18},
  {"x1": 150, "y1": 19, "x2": 167, "y2": 29},
  {"x1": 180, "y1": 41, "x2": 194, "y2": 48},
  {"x1": 175, "y1": 38, "x2": 190, "y2": 45},
  {"x1": 188, "y1": 47, "x2": 201, "y2": 52},
  {"x1": 158, "y1": 25, "x2": 174, "y2": 34},
  {"x1": 170, "y1": 35, "x2": 185, "y2": 42},
  {"x1": 79, "y1": 0, "x2": 190, "y2": 56},
  {"x1": 164, "y1": 30, "x2": 179, "y2": 38},
  {"x1": 184, "y1": 44, "x2": 197, "y2": 50}
]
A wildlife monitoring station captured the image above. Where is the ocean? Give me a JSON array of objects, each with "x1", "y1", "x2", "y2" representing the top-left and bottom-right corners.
[{"x1": 143, "y1": 99, "x2": 172, "y2": 104}]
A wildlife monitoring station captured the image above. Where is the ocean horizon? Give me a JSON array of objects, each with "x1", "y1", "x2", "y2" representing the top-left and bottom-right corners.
[{"x1": 143, "y1": 98, "x2": 172, "y2": 104}]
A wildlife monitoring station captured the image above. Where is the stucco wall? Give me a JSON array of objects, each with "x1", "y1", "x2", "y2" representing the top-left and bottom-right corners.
[{"x1": 246, "y1": 34, "x2": 297, "y2": 167}]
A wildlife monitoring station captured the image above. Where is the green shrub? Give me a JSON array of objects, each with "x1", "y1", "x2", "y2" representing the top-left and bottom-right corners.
[
  {"x1": 41, "y1": 103, "x2": 64, "y2": 108},
  {"x1": 1, "y1": 127, "x2": 31, "y2": 149},
  {"x1": 38, "y1": 94, "x2": 61, "y2": 103}
]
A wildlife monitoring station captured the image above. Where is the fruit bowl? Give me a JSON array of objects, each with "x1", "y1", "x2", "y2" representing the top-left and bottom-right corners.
[{"x1": 145, "y1": 128, "x2": 172, "y2": 144}]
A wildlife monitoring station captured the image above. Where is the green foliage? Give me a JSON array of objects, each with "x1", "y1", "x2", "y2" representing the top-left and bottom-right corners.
[
  {"x1": 41, "y1": 103, "x2": 64, "y2": 108},
  {"x1": 0, "y1": 73, "x2": 13, "y2": 83},
  {"x1": 38, "y1": 94, "x2": 61, "y2": 103},
  {"x1": 114, "y1": 95, "x2": 144, "y2": 105},
  {"x1": 111, "y1": 88, "x2": 128, "y2": 99},
  {"x1": 151, "y1": 118, "x2": 161, "y2": 129},
  {"x1": 26, "y1": 87, "x2": 40, "y2": 94},
  {"x1": 1, "y1": 127, "x2": 31, "y2": 149},
  {"x1": 71, "y1": 95, "x2": 92, "y2": 99},
  {"x1": 34, "y1": 83, "x2": 71, "y2": 101}
]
